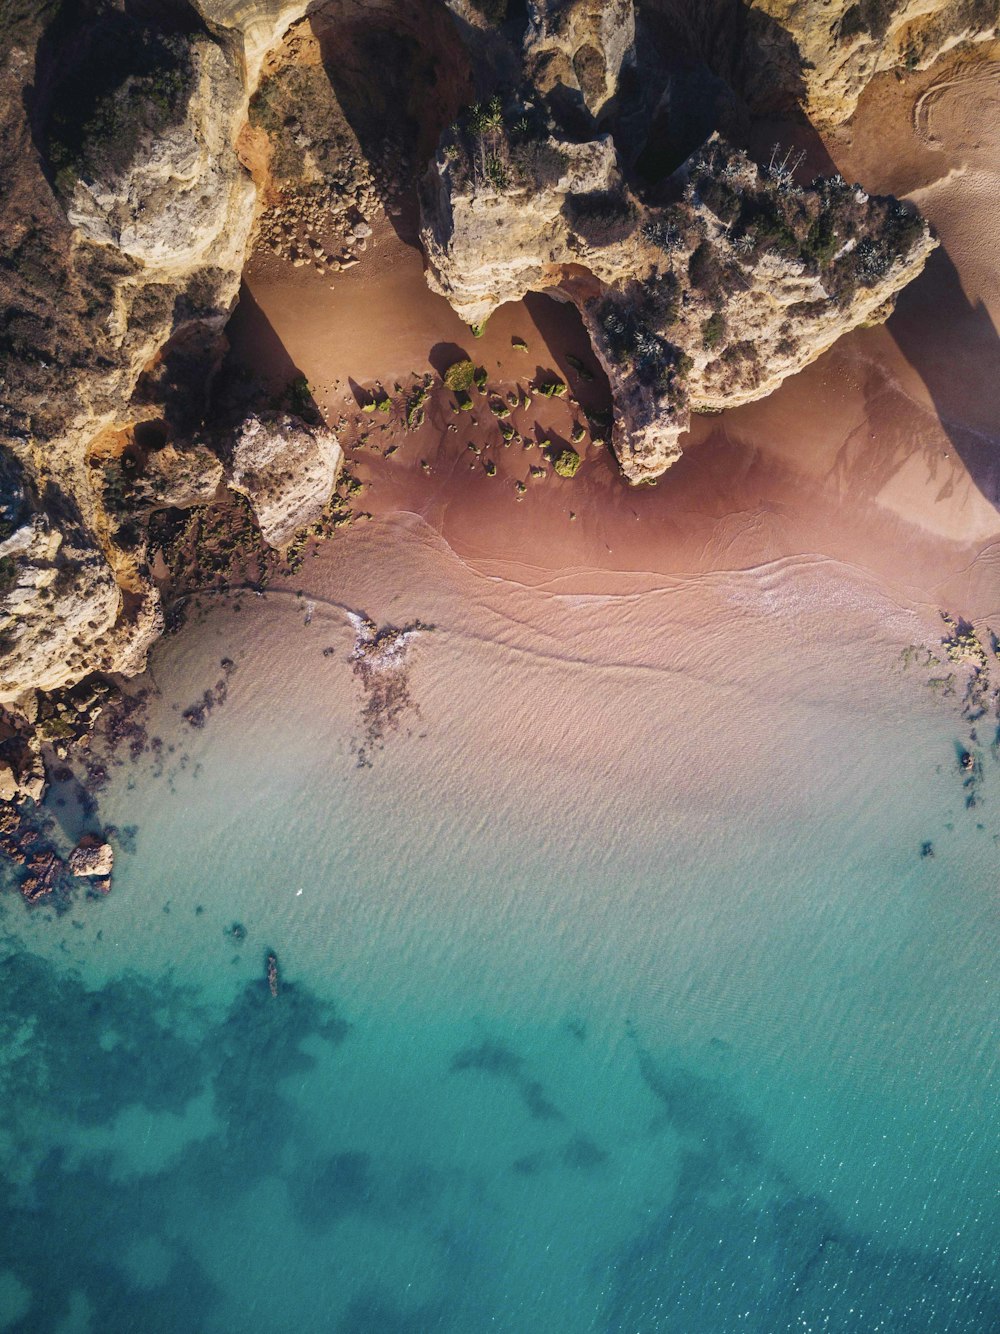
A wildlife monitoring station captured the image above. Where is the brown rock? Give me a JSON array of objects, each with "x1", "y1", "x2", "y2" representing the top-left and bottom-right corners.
[{"x1": 69, "y1": 839, "x2": 115, "y2": 878}]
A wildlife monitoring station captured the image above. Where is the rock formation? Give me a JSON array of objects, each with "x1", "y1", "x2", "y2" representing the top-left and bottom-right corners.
[
  {"x1": 0, "y1": 0, "x2": 971, "y2": 706},
  {"x1": 524, "y1": 0, "x2": 636, "y2": 121},
  {"x1": 748, "y1": 0, "x2": 999, "y2": 125},
  {"x1": 228, "y1": 413, "x2": 343, "y2": 548},
  {"x1": 69, "y1": 839, "x2": 114, "y2": 878},
  {"x1": 420, "y1": 120, "x2": 935, "y2": 480},
  {"x1": 634, "y1": 1, "x2": 998, "y2": 127},
  {"x1": 0, "y1": 3, "x2": 264, "y2": 706}
]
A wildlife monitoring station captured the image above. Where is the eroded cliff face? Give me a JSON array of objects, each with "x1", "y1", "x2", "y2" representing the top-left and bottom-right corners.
[
  {"x1": 0, "y1": 0, "x2": 329, "y2": 708},
  {"x1": 0, "y1": 15, "x2": 249, "y2": 704},
  {"x1": 524, "y1": 0, "x2": 636, "y2": 121},
  {"x1": 420, "y1": 122, "x2": 935, "y2": 481},
  {"x1": 641, "y1": 0, "x2": 999, "y2": 128},
  {"x1": 750, "y1": 0, "x2": 999, "y2": 124}
]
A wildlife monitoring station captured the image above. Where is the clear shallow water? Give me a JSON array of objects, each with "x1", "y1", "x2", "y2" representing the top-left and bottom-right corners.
[{"x1": 1, "y1": 518, "x2": 997, "y2": 1333}]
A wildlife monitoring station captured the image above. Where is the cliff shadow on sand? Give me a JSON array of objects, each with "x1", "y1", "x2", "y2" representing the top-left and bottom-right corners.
[
  {"x1": 747, "y1": 114, "x2": 1000, "y2": 516},
  {"x1": 889, "y1": 245, "x2": 1000, "y2": 511}
]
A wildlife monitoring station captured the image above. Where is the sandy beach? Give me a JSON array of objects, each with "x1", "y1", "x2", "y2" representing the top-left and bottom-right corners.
[
  {"x1": 4, "y1": 12, "x2": 1000, "y2": 1332},
  {"x1": 224, "y1": 43, "x2": 1000, "y2": 628}
]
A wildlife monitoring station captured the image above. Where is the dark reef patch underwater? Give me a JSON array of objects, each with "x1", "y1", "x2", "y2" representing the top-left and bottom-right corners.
[{"x1": 0, "y1": 942, "x2": 996, "y2": 1332}]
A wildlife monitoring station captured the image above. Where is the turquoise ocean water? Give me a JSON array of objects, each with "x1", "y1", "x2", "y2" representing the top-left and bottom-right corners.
[{"x1": 1, "y1": 516, "x2": 997, "y2": 1332}]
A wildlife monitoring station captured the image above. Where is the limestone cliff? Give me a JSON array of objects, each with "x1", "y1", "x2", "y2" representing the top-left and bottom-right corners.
[
  {"x1": 420, "y1": 124, "x2": 935, "y2": 481},
  {"x1": 0, "y1": 0, "x2": 314, "y2": 707},
  {"x1": 641, "y1": 0, "x2": 999, "y2": 127},
  {"x1": 524, "y1": 0, "x2": 636, "y2": 121},
  {"x1": 750, "y1": 0, "x2": 998, "y2": 124}
]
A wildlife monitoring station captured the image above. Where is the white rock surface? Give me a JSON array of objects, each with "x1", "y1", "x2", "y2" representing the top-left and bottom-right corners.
[{"x1": 228, "y1": 413, "x2": 343, "y2": 548}]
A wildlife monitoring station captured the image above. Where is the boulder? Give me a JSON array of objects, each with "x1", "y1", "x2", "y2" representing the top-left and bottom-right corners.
[
  {"x1": 69, "y1": 840, "x2": 115, "y2": 878},
  {"x1": 227, "y1": 413, "x2": 343, "y2": 548}
]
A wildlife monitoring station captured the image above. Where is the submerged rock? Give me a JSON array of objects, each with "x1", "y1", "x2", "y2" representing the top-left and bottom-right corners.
[{"x1": 266, "y1": 950, "x2": 280, "y2": 998}]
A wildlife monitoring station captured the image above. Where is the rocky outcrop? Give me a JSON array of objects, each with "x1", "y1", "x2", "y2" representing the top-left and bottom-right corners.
[
  {"x1": 0, "y1": 3, "x2": 283, "y2": 707},
  {"x1": 420, "y1": 124, "x2": 935, "y2": 481},
  {"x1": 644, "y1": 1, "x2": 999, "y2": 128},
  {"x1": 126, "y1": 443, "x2": 226, "y2": 514},
  {"x1": 190, "y1": 0, "x2": 314, "y2": 86},
  {"x1": 65, "y1": 40, "x2": 255, "y2": 275},
  {"x1": 228, "y1": 413, "x2": 343, "y2": 548},
  {"x1": 749, "y1": 0, "x2": 999, "y2": 125},
  {"x1": 69, "y1": 839, "x2": 114, "y2": 878},
  {"x1": 524, "y1": 0, "x2": 636, "y2": 120},
  {"x1": 421, "y1": 131, "x2": 622, "y2": 325}
]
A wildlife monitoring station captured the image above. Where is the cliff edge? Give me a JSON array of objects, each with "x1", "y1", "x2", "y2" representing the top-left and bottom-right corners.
[{"x1": 420, "y1": 118, "x2": 935, "y2": 482}]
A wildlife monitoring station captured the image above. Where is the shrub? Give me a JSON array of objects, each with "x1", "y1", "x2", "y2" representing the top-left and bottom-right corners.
[
  {"x1": 548, "y1": 447, "x2": 581, "y2": 478},
  {"x1": 642, "y1": 216, "x2": 683, "y2": 253},
  {"x1": 0, "y1": 555, "x2": 18, "y2": 596},
  {"x1": 287, "y1": 375, "x2": 312, "y2": 414},
  {"x1": 688, "y1": 242, "x2": 726, "y2": 300},
  {"x1": 511, "y1": 139, "x2": 569, "y2": 190},
  {"x1": 696, "y1": 176, "x2": 740, "y2": 225},
  {"x1": 468, "y1": 0, "x2": 508, "y2": 26},
  {"x1": 598, "y1": 304, "x2": 669, "y2": 384},
  {"x1": 839, "y1": 0, "x2": 895, "y2": 42},
  {"x1": 702, "y1": 312, "x2": 726, "y2": 349},
  {"x1": 565, "y1": 191, "x2": 636, "y2": 247},
  {"x1": 444, "y1": 359, "x2": 476, "y2": 392},
  {"x1": 801, "y1": 213, "x2": 839, "y2": 268}
]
